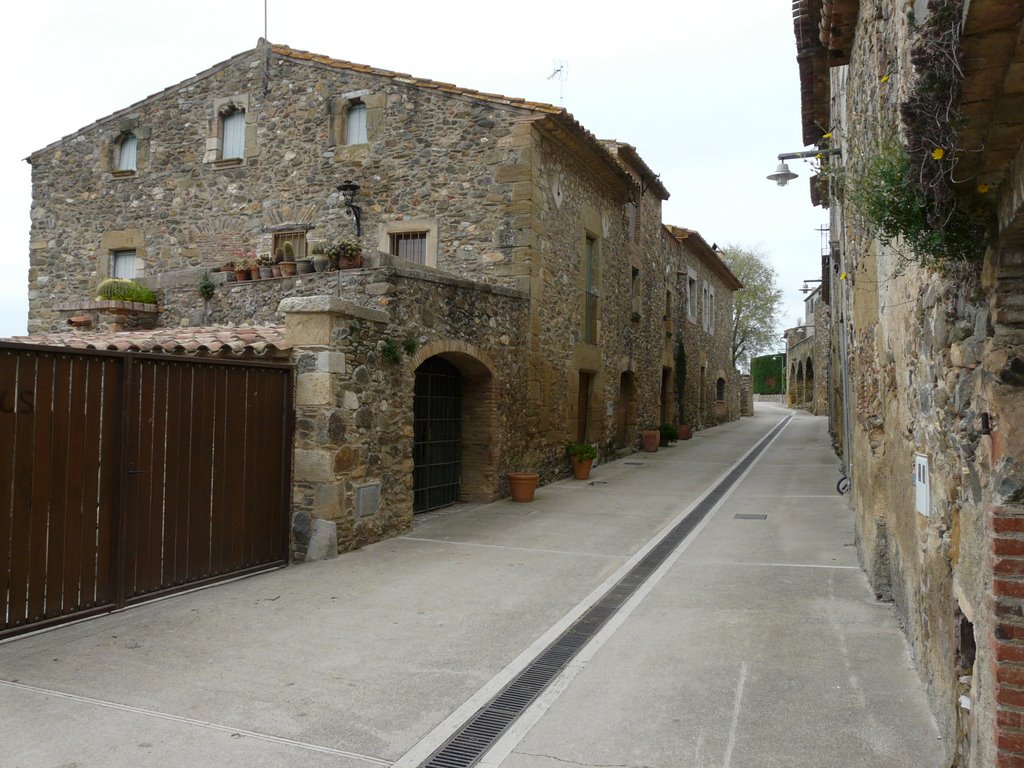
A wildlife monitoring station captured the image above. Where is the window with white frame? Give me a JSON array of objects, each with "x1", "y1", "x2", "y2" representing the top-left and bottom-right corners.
[
  {"x1": 112, "y1": 250, "x2": 137, "y2": 279},
  {"x1": 345, "y1": 102, "x2": 368, "y2": 145},
  {"x1": 116, "y1": 132, "x2": 137, "y2": 172}
]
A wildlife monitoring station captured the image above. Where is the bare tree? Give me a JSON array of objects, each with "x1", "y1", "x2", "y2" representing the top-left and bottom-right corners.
[{"x1": 720, "y1": 244, "x2": 783, "y2": 370}]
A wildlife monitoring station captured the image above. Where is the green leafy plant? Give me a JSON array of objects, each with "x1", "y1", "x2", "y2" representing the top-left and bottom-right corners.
[
  {"x1": 843, "y1": 139, "x2": 987, "y2": 272},
  {"x1": 565, "y1": 441, "x2": 597, "y2": 461},
  {"x1": 379, "y1": 338, "x2": 401, "y2": 364},
  {"x1": 659, "y1": 423, "x2": 679, "y2": 443},
  {"x1": 401, "y1": 337, "x2": 419, "y2": 356},
  {"x1": 96, "y1": 278, "x2": 157, "y2": 305},
  {"x1": 198, "y1": 273, "x2": 215, "y2": 301}
]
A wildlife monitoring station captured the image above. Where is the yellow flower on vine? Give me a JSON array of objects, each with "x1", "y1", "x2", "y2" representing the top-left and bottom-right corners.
[
  {"x1": 880, "y1": 75, "x2": 890, "y2": 83},
  {"x1": 977, "y1": 184, "x2": 989, "y2": 194},
  {"x1": 822, "y1": 132, "x2": 832, "y2": 140},
  {"x1": 932, "y1": 148, "x2": 945, "y2": 160}
]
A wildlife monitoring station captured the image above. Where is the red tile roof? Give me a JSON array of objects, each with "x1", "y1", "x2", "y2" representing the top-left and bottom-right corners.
[{"x1": 3, "y1": 326, "x2": 290, "y2": 358}]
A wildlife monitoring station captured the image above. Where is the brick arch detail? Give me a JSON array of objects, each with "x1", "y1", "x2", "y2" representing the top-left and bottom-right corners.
[{"x1": 411, "y1": 339, "x2": 499, "y2": 504}]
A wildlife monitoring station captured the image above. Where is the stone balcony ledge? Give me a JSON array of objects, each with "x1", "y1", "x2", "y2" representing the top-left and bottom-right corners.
[{"x1": 56, "y1": 299, "x2": 159, "y2": 314}]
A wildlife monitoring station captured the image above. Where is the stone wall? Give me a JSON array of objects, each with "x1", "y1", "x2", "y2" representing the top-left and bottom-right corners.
[
  {"x1": 284, "y1": 267, "x2": 529, "y2": 556},
  {"x1": 26, "y1": 43, "x2": 541, "y2": 334},
  {"x1": 826, "y1": 3, "x2": 1024, "y2": 765}
]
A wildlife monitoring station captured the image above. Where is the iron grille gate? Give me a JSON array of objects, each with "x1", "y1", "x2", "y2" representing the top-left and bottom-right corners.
[
  {"x1": 1, "y1": 343, "x2": 293, "y2": 638},
  {"x1": 413, "y1": 357, "x2": 462, "y2": 513}
]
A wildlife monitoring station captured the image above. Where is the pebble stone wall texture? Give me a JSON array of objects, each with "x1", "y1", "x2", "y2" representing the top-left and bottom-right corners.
[
  {"x1": 821, "y1": 2, "x2": 1024, "y2": 765},
  {"x1": 25, "y1": 39, "x2": 745, "y2": 560}
]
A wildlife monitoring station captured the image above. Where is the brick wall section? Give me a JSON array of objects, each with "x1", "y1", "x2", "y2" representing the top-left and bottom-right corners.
[{"x1": 991, "y1": 505, "x2": 1024, "y2": 768}]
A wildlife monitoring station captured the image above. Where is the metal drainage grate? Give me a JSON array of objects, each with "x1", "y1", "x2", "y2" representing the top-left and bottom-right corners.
[
  {"x1": 734, "y1": 513, "x2": 768, "y2": 520},
  {"x1": 418, "y1": 414, "x2": 793, "y2": 768}
]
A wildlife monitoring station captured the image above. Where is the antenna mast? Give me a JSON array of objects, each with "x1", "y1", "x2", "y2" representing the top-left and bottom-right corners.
[{"x1": 547, "y1": 60, "x2": 567, "y2": 106}]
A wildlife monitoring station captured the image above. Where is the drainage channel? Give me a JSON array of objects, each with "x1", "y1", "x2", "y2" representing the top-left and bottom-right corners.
[{"x1": 417, "y1": 414, "x2": 794, "y2": 768}]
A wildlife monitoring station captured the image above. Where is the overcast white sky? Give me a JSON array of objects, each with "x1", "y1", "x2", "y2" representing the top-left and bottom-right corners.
[{"x1": 1, "y1": 0, "x2": 826, "y2": 343}]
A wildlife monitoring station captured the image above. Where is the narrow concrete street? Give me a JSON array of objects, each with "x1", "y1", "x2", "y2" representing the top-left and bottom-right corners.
[{"x1": 1, "y1": 405, "x2": 945, "y2": 768}]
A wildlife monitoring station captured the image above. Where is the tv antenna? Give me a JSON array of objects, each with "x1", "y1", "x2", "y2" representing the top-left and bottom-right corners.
[{"x1": 547, "y1": 60, "x2": 567, "y2": 106}]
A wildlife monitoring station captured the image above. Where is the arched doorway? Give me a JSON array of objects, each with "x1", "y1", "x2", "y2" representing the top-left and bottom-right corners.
[
  {"x1": 411, "y1": 348, "x2": 497, "y2": 512},
  {"x1": 805, "y1": 357, "x2": 815, "y2": 404},
  {"x1": 413, "y1": 357, "x2": 462, "y2": 513}
]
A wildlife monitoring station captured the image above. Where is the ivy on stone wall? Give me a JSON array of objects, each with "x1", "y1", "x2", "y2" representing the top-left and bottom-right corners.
[{"x1": 751, "y1": 354, "x2": 785, "y2": 395}]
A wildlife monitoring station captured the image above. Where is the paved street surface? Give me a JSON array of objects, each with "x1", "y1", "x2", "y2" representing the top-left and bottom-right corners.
[{"x1": 1, "y1": 405, "x2": 946, "y2": 767}]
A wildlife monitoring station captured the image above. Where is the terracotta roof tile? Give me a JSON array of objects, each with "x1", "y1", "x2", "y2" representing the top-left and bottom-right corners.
[{"x1": 3, "y1": 325, "x2": 290, "y2": 358}]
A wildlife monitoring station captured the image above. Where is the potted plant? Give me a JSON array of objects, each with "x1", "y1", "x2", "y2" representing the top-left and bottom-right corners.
[
  {"x1": 641, "y1": 426, "x2": 660, "y2": 453},
  {"x1": 310, "y1": 241, "x2": 331, "y2": 273},
  {"x1": 233, "y1": 256, "x2": 252, "y2": 281},
  {"x1": 659, "y1": 423, "x2": 679, "y2": 447},
  {"x1": 506, "y1": 449, "x2": 541, "y2": 502},
  {"x1": 335, "y1": 239, "x2": 363, "y2": 269},
  {"x1": 277, "y1": 245, "x2": 297, "y2": 277},
  {"x1": 257, "y1": 252, "x2": 274, "y2": 279},
  {"x1": 566, "y1": 441, "x2": 597, "y2": 480}
]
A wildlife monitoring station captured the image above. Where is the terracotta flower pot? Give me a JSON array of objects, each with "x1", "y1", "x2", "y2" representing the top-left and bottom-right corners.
[
  {"x1": 234, "y1": 269, "x2": 250, "y2": 281},
  {"x1": 571, "y1": 457, "x2": 593, "y2": 480},
  {"x1": 271, "y1": 265, "x2": 282, "y2": 278},
  {"x1": 677, "y1": 424, "x2": 693, "y2": 440},
  {"x1": 507, "y1": 472, "x2": 539, "y2": 502},
  {"x1": 641, "y1": 430, "x2": 660, "y2": 452},
  {"x1": 249, "y1": 268, "x2": 261, "y2": 280},
  {"x1": 279, "y1": 262, "x2": 297, "y2": 277}
]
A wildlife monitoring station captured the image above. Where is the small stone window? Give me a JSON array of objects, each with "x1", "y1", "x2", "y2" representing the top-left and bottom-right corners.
[
  {"x1": 686, "y1": 273, "x2": 697, "y2": 322},
  {"x1": 716, "y1": 377, "x2": 726, "y2": 402},
  {"x1": 115, "y1": 132, "x2": 137, "y2": 173},
  {"x1": 221, "y1": 108, "x2": 245, "y2": 160},
  {"x1": 345, "y1": 102, "x2": 368, "y2": 145},
  {"x1": 206, "y1": 95, "x2": 251, "y2": 166},
  {"x1": 379, "y1": 219, "x2": 438, "y2": 268},
  {"x1": 112, "y1": 249, "x2": 137, "y2": 279},
  {"x1": 390, "y1": 232, "x2": 427, "y2": 264}
]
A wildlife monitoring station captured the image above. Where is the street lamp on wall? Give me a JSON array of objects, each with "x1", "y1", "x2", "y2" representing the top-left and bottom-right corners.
[
  {"x1": 766, "y1": 149, "x2": 841, "y2": 187},
  {"x1": 337, "y1": 180, "x2": 362, "y2": 236}
]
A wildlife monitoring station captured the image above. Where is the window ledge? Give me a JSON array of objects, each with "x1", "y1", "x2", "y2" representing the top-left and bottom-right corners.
[
  {"x1": 111, "y1": 170, "x2": 137, "y2": 178},
  {"x1": 212, "y1": 157, "x2": 244, "y2": 169}
]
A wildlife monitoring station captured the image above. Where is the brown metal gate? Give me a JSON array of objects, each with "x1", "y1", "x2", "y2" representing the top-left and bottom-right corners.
[{"x1": 1, "y1": 343, "x2": 293, "y2": 638}]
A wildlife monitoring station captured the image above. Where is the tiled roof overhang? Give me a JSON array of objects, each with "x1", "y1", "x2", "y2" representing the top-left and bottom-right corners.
[
  {"x1": 664, "y1": 225, "x2": 744, "y2": 291},
  {"x1": 602, "y1": 142, "x2": 671, "y2": 201},
  {"x1": 793, "y1": 0, "x2": 832, "y2": 147},
  {"x1": 2, "y1": 326, "x2": 290, "y2": 358},
  {"x1": 954, "y1": 0, "x2": 1024, "y2": 242}
]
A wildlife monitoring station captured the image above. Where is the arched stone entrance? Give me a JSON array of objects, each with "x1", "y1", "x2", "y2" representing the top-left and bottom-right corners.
[{"x1": 411, "y1": 345, "x2": 496, "y2": 512}]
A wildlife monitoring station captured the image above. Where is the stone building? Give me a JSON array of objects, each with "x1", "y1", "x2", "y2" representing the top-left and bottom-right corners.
[
  {"x1": 783, "y1": 285, "x2": 828, "y2": 415},
  {"x1": 791, "y1": 1, "x2": 1024, "y2": 765},
  {"x1": 21, "y1": 40, "x2": 743, "y2": 559}
]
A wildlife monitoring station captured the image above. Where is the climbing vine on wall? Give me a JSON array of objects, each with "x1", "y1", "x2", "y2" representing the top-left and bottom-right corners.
[{"x1": 839, "y1": 0, "x2": 991, "y2": 274}]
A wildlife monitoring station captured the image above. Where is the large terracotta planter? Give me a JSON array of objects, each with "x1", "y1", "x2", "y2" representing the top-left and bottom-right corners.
[
  {"x1": 677, "y1": 424, "x2": 693, "y2": 440},
  {"x1": 571, "y1": 457, "x2": 594, "y2": 480},
  {"x1": 279, "y1": 262, "x2": 297, "y2": 277},
  {"x1": 508, "y1": 472, "x2": 539, "y2": 502},
  {"x1": 234, "y1": 269, "x2": 250, "y2": 281},
  {"x1": 641, "y1": 430, "x2": 660, "y2": 452}
]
